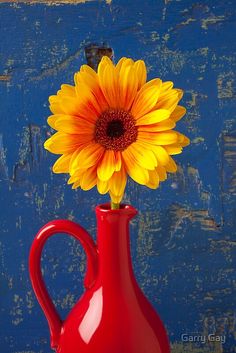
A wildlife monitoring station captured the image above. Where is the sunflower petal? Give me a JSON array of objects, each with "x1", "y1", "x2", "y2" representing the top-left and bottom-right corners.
[
  {"x1": 176, "y1": 88, "x2": 183, "y2": 100},
  {"x1": 131, "y1": 79, "x2": 162, "y2": 119},
  {"x1": 155, "y1": 89, "x2": 179, "y2": 113},
  {"x1": 72, "y1": 180, "x2": 80, "y2": 189},
  {"x1": 160, "y1": 81, "x2": 173, "y2": 94},
  {"x1": 58, "y1": 97, "x2": 81, "y2": 116},
  {"x1": 97, "y1": 150, "x2": 116, "y2": 181},
  {"x1": 97, "y1": 179, "x2": 110, "y2": 194},
  {"x1": 116, "y1": 57, "x2": 134, "y2": 73},
  {"x1": 68, "y1": 167, "x2": 87, "y2": 184},
  {"x1": 49, "y1": 95, "x2": 64, "y2": 114},
  {"x1": 165, "y1": 156, "x2": 178, "y2": 173},
  {"x1": 69, "y1": 148, "x2": 85, "y2": 174},
  {"x1": 44, "y1": 132, "x2": 83, "y2": 154},
  {"x1": 138, "y1": 119, "x2": 176, "y2": 132},
  {"x1": 59, "y1": 95, "x2": 98, "y2": 124},
  {"x1": 122, "y1": 149, "x2": 149, "y2": 184},
  {"x1": 59, "y1": 84, "x2": 76, "y2": 97},
  {"x1": 146, "y1": 169, "x2": 160, "y2": 189},
  {"x1": 133, "y1": 60, "x2": 147, "y2": 90},
  {"x1": 53, "y1": 115, "x2": 94, "y2": 134},
  {"x1": 75, "y1": 71, "x2": 108, "y2": 113},
  {"x1": 75, "y1": 82, "x2": 102, "y2": 116},
  {"x1": 164, "y1": 144, "x2": 183, "y2": 155},
  {"x1": 70, "y1": 143, "x2": 104, "y2": 173},
  {"x1": 98, "y1": 56, "x2": 118, "y2": 107},
  {"x1": 47, "y1": 115, "x2": 58, "y2": 129},
  {"x1": 176, "y1": 132, "x2": 190, "y2": 146},
  {"x1": 126, "y1": 143, "x2": 157, "y2": 170},
  {"x1": 80, "y1": 64, "x2": 97, "y2": 78},
  {"x1": 170, "y1": 105, "x2": 186, "y2": 122},
  {"x1": 109, "y1": 191, "x2": 124, "y2": 204},
  {"x1": 118, "y1": 65, "x2": 138, "y2": 110},
  {"x1": 52, "y1": 153, "x2": 73, "y2": 173},
  {"x1": 114, "y1": 151, "x2": 122, "y2": 171},
  {"x1": 156, "y1": 164, "x2": 167, "y2": 181},
  {"x1": 49, "y1": 83, "x2": 77, "y2": 115},
  {"x1": 109, "y1": 165, "x2": 127, "y2": 197},
  {"x1": 138, "y1": 130, "x2": 179, "y2": 145},
  {"x1": 80, "y1": 166, "x2": 97, "y2": 191},
  {"x1": 135, "y1": 109, "x2": 170, "y2": 125},
  {"x1": 152, "y1": 145, "x2": 170, "y2": 166}
]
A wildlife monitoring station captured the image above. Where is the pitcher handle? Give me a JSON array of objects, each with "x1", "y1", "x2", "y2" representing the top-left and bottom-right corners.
[{"x1": 29, "y1": 219, "x2": 99, "y2": 350}]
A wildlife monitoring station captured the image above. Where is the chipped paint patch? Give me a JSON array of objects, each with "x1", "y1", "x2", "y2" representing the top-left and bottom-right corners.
[
  {"x1": 137, "y1": 211, "x2": 161, "y2": 257},
  {"x1": 0, "y1": 134, "x2": 8, "y2": 180},
  {"x1": 192, "y1": 136, "x2": 205, "y2": 144},
  {"x1": 185, "y1": 90, "x2": 208, "y2": 132},
  {"x1": 201, "y1": 15, "x2": 225, "y2": 30},
  {"x1": 10, "y1": 294, "x2": 24, "y2": 326},
  {"x1": 25, "y1": 290, "x2": 35, "y2": 314},
  {"x1": 58, "y1": 293, "x2": 76, "y2": 309},
  {"x1": 171, "y1": 341, "x2": 222, "y2": 352},
  {"x1": 0, "y1": 74, "x2": 11, "y2": 81},
  {"x1": 29, "y1": 47, "x2": 84, "y2": 81},
  {"x1": 169, "y1": 204, "x2": 221, "y2": 236},
  {"x1": 221, "y1": 133, "x2": 236, "y2": 196},
  {"x1": 217, "y1": 72, "x2": 235, "y2": 99}
]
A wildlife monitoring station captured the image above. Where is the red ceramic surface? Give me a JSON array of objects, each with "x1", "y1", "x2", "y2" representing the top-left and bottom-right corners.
[{"x1": 29, "y1": 204, "x2": 170, "y2": 353}]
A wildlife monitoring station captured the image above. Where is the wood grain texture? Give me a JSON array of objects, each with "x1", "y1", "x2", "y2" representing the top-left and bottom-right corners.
[{"x1": 0, "y1": 0, "x2": 235, "y2": 352}]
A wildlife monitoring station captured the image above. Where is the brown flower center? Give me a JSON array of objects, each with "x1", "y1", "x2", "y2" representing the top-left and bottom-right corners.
[{"x1": 94, "y1": 108, "x2": 138, "y2": 151}]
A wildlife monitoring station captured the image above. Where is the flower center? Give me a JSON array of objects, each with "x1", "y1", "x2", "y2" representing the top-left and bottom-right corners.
[
  {"x1": 106, "y1": 120, "x2": 124, "y2": 138},
  {"x1": 94, "y1": 108, "x2": 138, "y2": 151}
]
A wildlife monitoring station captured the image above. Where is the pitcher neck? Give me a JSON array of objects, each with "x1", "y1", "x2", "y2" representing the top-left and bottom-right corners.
[{"x1": 95, "y1": 203, "x2": 137, "y2": 287}]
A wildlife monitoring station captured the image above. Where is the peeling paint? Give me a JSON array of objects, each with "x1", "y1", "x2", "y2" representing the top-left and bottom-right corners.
[
  {"x1": 0, "y1": 74, "x2": 11, "y2": 81},
  {"x1": 170, "y1": 205, "x2": 221, "y2": 234},
  {"x1": 10, "y1": 295, "x2": 24, "y2": 326},
  {"x1": 29, "y1": 47, "x2": 84, "y2": 81},
  {"x1": 192, "y1": 136, "x2": 205, "y2": 144},
  {"x1": 217, "y1": 72, "x2": 235, "y2": 99},
  {"x1": 171, "y1": 342, "x2": 222, "y2": 352},
  {"x1": 201, "y1": 15, "x2": 225, "y2": 30},
  {"x1": 0, "y1": 134, "x2": 8, "y2": 180},
  {"x1": 222, "y1": 133, "x2": 236, "y2": 196}
]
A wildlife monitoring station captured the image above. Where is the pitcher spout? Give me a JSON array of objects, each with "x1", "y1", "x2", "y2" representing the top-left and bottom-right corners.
[{"x1": 95, "y1": 203, "x2": 138, "y2": 220}]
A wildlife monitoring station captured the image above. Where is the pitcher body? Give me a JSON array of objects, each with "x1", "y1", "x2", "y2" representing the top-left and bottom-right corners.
[{"x1": 29, "y1": 204, "x2": 170, "y2": 353}]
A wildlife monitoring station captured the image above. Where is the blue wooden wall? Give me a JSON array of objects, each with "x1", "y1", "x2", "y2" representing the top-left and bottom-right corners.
[{"x1": 0, "y1": 1, "x2": 235, "y2": 352}]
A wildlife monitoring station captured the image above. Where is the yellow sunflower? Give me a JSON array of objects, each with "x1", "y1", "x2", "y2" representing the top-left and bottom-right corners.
[{"x1": 44, "y1": 56, "x2": 189, "y2": 208}]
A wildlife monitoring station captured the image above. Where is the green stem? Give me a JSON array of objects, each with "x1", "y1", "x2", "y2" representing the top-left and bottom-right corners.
[{"x1": 111, "y1": 201, "x2": 120, "y2": 210}]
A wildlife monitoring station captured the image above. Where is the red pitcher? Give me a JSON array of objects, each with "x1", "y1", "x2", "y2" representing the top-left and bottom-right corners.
[{"x1": 29, "y1": 203, "x2": 170, "y2": 353}]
